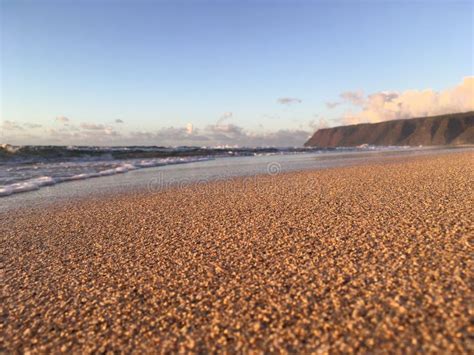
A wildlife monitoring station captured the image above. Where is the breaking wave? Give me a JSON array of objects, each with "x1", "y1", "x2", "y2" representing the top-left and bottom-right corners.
[
  {"x1": 0, "y1": 156, "x2": 211, "y2": 197},
  {"x1": 0, "y1": 144, "x2": 404, "y2": 197}
]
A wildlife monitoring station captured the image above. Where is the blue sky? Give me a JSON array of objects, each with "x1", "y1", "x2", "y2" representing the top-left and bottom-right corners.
[{"x1": 1, "y1": 0, "x2": 473, "y2": 146}]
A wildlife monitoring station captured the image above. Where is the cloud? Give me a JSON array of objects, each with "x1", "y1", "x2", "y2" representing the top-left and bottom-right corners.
[
  {"x1": 308, "y1": 118, "x2": 329, "y2": 131},
  {"x1": 262, "y1": 114, "x2": 280, "y2": 120},
  {"x1": 340, "y1": 90, "x2": 365, "y2": 106},
  {"x1": 255, "y1": 129, "x2": 311, "y2": 147},
  {"x1": 186, "y1": 123, "x2": 194, "y2": 135},
  {"x1": 342, "y1": 76, "x2": 474, "y2": 124},
  {"x1": 127, "y1": 122, "x2": 311, "y2": 147},
  {"x1": 1, "y1": 120, "x2": 24, "y2": 130},
  {"x1": 5, "y1": 119, "x2": 312, "y2": 147},
  {"x1": 46, "y1": 128, "x2": 81, "y2": 140},
  {"x1": 131, "y1": 126, "x2": 208, "y2": 143},
  {"x1": 277, "y1": 97, "x2": 302, "y2": 105},
  {"x1": 45, "y1": 126, "x2": 120, "y2": 143},
  {"x1": 33, "y1": 122, "x2": 121, "y2": 144},
  {"x1": 325, "y1": 101, "x2": 340, "y2": 109},
  {"x1": 58, "y1": 124, "x2": 80, "y2": 132},
  {"x1": 220, "y1": 112, "x2": 233, "y2": 120},
  {"x1": 115, "y1": 119, "x2": 124, "y2": 124},
  {"x1": 217, "y1": 112, "x2": 233, "y2": 125},
  {"x1": 24, "y1": 123, "x2": 42, "y2": 129},
  {"x1": 130, "y1": 122, "x2": 307, "y2": 147},
  {"x1": 80, "y1": 123, "x2": 107, "y2": 130},
  {"x1": 1, "y1": 121, "x2": 42, "y2": 131},
  {"x1": 201, "y1": 122, "x2": 311, "y2": 147},
  {"x1": 103, "y1": 128, "x2": 119, "y2": 136},
  {"x1": 55, "y1": 116, "x2": 70, "y2": 123},
  {"x1": 207, "y1": 123, "x2": 244, "y2": 140}
]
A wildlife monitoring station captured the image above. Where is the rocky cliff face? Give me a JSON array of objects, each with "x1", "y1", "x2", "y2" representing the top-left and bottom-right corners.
[{"x1": 305, "y1": 111, "x2": 474, "y2": 147}]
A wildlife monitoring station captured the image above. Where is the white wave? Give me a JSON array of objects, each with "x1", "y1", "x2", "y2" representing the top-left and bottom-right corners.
[
  {"x1": 0, "y1": 157, "x2": 211, "y2": 197},
  {"x1": 0, "y1": 176, "x2": 57, "y2": 197}
]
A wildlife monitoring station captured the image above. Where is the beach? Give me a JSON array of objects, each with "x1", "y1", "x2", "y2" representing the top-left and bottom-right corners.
[{"x1": 1, "y1": 151, "x2": 473, "y2": 352}]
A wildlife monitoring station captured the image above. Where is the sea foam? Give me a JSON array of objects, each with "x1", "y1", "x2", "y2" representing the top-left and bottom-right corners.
[{"x1": 0, "y1": 157, "x2": 210, "y2": 197}]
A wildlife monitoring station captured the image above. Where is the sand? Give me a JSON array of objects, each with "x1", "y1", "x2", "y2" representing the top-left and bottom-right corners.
[{"x1": 1, "y1": 152, "x2": 473, "y2": 353}]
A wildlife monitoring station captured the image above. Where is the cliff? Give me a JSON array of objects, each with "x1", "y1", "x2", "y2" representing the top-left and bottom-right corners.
[{"x1": 304, "y1": 111, "x2": 474, "y2": 147}]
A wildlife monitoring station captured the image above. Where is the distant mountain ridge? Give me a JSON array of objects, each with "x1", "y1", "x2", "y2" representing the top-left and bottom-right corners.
[{"x1": 304, "y1": 111, "x2": 474, "y2": 147}]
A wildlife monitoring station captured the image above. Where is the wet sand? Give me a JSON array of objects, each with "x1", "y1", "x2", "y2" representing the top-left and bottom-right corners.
[{"x1": 1, "y1": 152, "x2": 473, "y2": 353}]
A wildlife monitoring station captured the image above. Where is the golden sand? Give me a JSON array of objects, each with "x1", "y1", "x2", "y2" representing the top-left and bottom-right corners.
[{"x1": 1, "y1": 152, "x2": 473, "y2": 353}]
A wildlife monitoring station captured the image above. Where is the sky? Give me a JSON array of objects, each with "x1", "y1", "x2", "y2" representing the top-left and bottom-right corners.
[{"x1": 1, "y1": 0, "x2": 473, "y2": 146}]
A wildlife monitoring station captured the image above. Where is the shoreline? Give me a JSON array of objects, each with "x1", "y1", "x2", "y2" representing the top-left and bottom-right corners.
[
  {"x1": 1, "y1": 145, "x2": 472, "y2": 214},
  {"x1": 2, "y1": 151, "x2": 473, "y2": 352}
]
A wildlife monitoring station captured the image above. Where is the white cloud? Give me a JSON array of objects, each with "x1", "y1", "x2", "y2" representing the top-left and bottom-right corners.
[
  {"x1": 130, "y1": 126, "x2": 209, "y2": 144},
  {"x1": 127, "y1": 122, "x2": 311, "y2": 147},
  {"x1": 80, "y1": 123, "x2": 107, "y2": 130},
  {"x1": 340, "y1": 90, "x2": 365, "y2": 106},
  {"x1": 277, "y1": 97, "x2": 302, "y2": 105},
  {"x1": 262, "y1": 114, "x2": 280, "y2": 120},
  {"x1": 186, "y1": 123, "x2": 194, "y2": 135},
  {"x1": 217, "y1": 112, "x2": 233, "y2": 125},
  {"x1": 24, "y1": 123, "x2": 42, "y2": 129},
  {"x1": 201, "y1": 122, "x2": 310, "y2": 147},
  {"x1": 46, "y1": 127, "x2": 120, "y2": 142},
  {"x1": 340, "y1": 77, "x2": 474, "y2": 124},
  {"x1": 325, "y1": 101, "x2": 340, "y2": 109},
  {"x1": 4, "y1": 119, "x2": 312, "y2": 146},
  {"x1": 220, "y1": 112, "x2": 233, "y2": 120},
  {"x1": 55, "y1": 116, "x2": 70, "y2": 123},
  {"x1": 115, "y1": 119, "x2": 124, "y2": 124},
  {"x1": 308, "y1": 118, "x2": 329, "y2": 131},
  {"x1": 1, "y1": 120, "x2": 24, "y2": 130}
]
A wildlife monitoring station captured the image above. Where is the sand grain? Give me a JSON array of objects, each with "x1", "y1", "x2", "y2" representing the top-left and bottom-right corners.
[{"x1": 1, "y1": 152, "x2": 473, "y2": 353}]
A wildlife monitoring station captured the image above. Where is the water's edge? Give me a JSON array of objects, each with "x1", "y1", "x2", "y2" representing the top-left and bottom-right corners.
[{"x1": 1, "y1": 146, "x2": 471, "y2": 213}]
